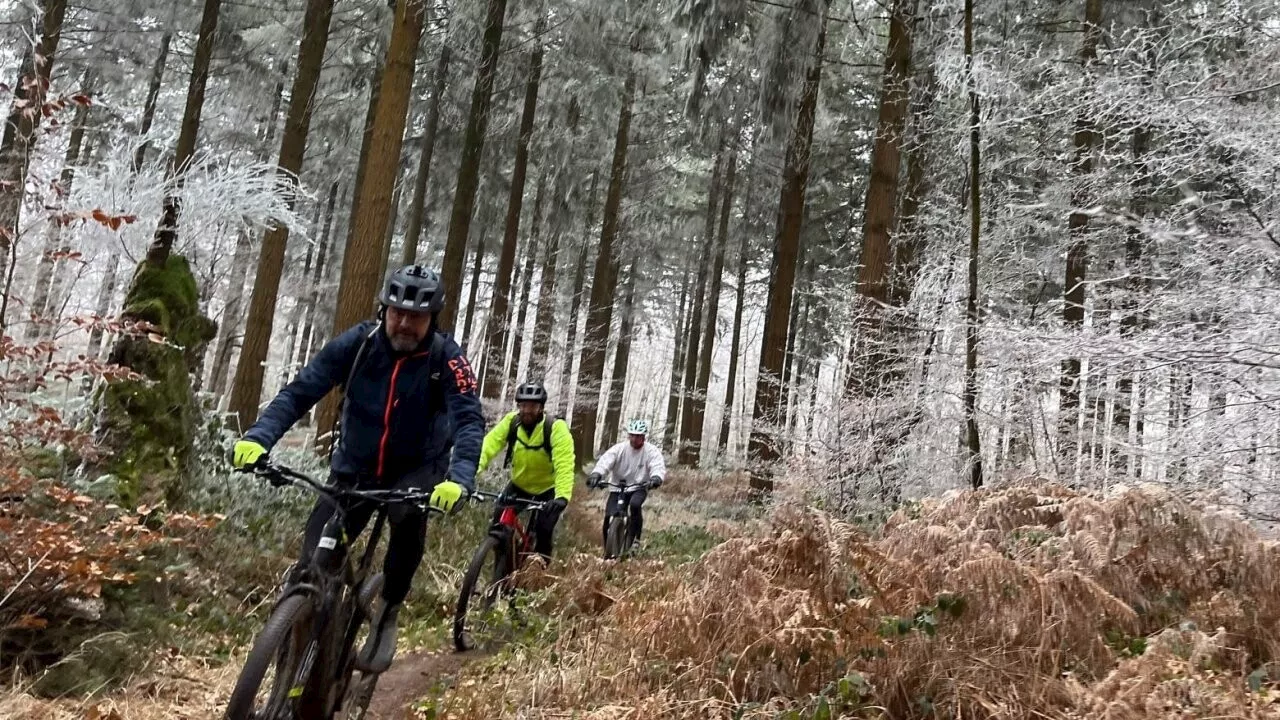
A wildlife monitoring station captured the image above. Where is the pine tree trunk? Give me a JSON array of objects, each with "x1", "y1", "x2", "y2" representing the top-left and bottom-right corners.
[
  {"x1": 507, "y1": 171, "x2": 546, "y2": 390},
  {"x1": 1059, "y1": 0, "x2": 1104, "y2": 463},
  {"x1": 462, "y1": 227, "x2": 488, "y2": 347},
  {"x1": 1116, "y1": 122, "x2": 1150, "y2": 478},
  {"x1": 228, "y1": 0, "x2": 337, "y2": 430},
  {"x1": 403, "y1": 43, "x2": 451, "y2": 265},
  {"x1": 847, "y1": 0, "x2": 914, "y2": 396},
  {"x1": 143, "y1": 0, "x2": 222, "y2": 269},
  {"x1": 131, "y1": 33, "x2": 173, "y2": 174},
  {"x1": 299, "y1": 181, "x2": 340, "y2": 370},
  {"x1": 718, "y1": 200, "x2": 751, "y2": 457},
  {"x1": 748, "y1": 8, "x2": 828, "y2": 493},
  {"x1": 280, "y1": 202, "x2": 323, "y2": 386},
  {"x1": 963, "y1": 0, "x2": 984, "y2": 490},
  {"x1": 529, "y1": 174, "x2": 565, "y2": 378},
  {"x1": 677, "y1": 148, "x2": 724, "y2": 464},
  {"x1": 0, "y1": 0, "x2": 70, "y2": 334},
  {"x1": 603, "y1": 263, "x2": 637, "y2": 442},
  {"x1": 688, "y1": 146, "x2": 737, "y2": 465},
  {"x1": 383, "y1": 173, "x2": 405, "y2": 269},
  {"x1": 438, "y1": 0, "x2": 509, "y2": 328},
  {"x1": 573, "y1": 67, "x2": 636, "y2": 463},
  {"x1": 664, "y1": 266, "x2": 692, "y2": 452},
  {"x1": 208, "y1": 231, "x2": 255, "y2": 396},
  {"x1": 315, "y1": 0, "x2": 426, "y2": 444},
  {"x1": 559, "y1": 172, "x2": 598, "y2": 417},
  {"x1": 483, "y1": 32, "x2": 544, "y2": 397}
]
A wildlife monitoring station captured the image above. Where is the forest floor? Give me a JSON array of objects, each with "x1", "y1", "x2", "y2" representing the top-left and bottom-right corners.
[{"x1": 6, "y1": 472, "x2": 1280, "y2": 719}]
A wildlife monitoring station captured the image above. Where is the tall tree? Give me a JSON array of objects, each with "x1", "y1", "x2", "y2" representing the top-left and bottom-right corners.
[
  {"x1": 507, "y1": 171, "x2": 546, "y2": 388},
  {"x1": 747, "y1": 5, "x2": 828, "y2": 494},
  {"x1": 402, "y1": 43, "x2": 452, "y2": 264},
  {"x1": 664, "y1": 265, "x2": 692, "y2": 452},
  {"x1": 1059, "y1": 0, "x2": 1105, "y2": 461},
  {"x1": 847, "y1": 0, "x2": 915, "y2": 394},
  {"x1": 719, "y1": 166, "x2": 756, "y2": 456},
  {"x1": 131, "y1": 31, "x2": 173, "y2": 175},
  {"x1": 0, "y1": 0, "x2": 70, "y2": 334},
  {"x1": 603, "y1": 263, "x2": 638, "y2": 442},
  {"x1": 315, "y1": 0, "x2": 427, "y2": 443},
  {"x1": 483, "y1": 27, "x2": 545, "y2": 397},
  {"x1": 438, "y1": 0, "x2": 510, "y2": 328},
  {"x1": 677, "y1": 147, "x2": 724, "y2": 463},
  {"x1": 558, "y1": 171, "x2": 598, "y2": 417},
  {"x1": 962, "y1": 0, "x2": 983, "y2": 490},
  {"x1": 529, "y1": 173, "x2": 566, "y2": 377},
  {"x1": 687, "y1": 144, "x2": 737, "y2": 465},
  {"x1": 573, "y1": 61, "x2": 636, "y2": 463},
  {"x1": 228, "y1": 0, "x2": 338, "y2": 430}
]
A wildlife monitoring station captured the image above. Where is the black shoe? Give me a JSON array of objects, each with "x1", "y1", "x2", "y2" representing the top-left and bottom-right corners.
[{"x1": 355, "y1": 603, "x2": 399, "y2": 673}]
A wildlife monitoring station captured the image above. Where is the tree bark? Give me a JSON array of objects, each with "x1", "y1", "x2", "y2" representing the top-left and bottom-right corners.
[
  {"x1": 677, "y1": 147, "x2": 724, "y2": 464},
  {"x1": 143, "y1": 0, "x2": 222, "y2": 269},
  {"x1": 603, "y1": 263, "x2": 637, "y2": 442},
  {"x1": 573, "y1": 67, "x2": 636, "y2": 463},
  {"x1": 664, "y1": 265, "x2": 692, "y2": 452},
  {"x1": 132, "y1": 32, "x2": 173, "y2": 175},
  {"x1": 529, "y1": 174, "x2": 565, "y2": 378},
  {"x1": 719, "y1": 180, "x2": 753, "y2": 457},
  {"x1": 847, "y1": 0, "x2": 914, "y2": 395},
  {"x1": 0, "y1": 0, "x2": 70, "y2": 334},
  {"x1": 207, "y1": 231, "x2": 255, "y2": 396},
  {"x1": 559, "y1": 171, "x2": 599, "y2": 417},
  {"x1": 438, "y1": 0, "x2": 509, "y2": 328},
  {"x1": 300, "y1": 181, "x2": 340, "y2": 370},
  {"x1": 963, "y1": 0, "x2": 984, "y2": 490},
  {"x1": 507, "y1": 171, "x2": 546, "y2": 390},
  {"x1": 1059, "y1": 0, "x2": 1104, "y2": 462},
  {"x1": 228, "y1": 0, "x2": 337, "y2": 430},
  {"x1": 402, "y1": 43, "x2": 451, "y2": 265},
  {"x1": 483, "y1": 32, "x2": 545, "y2": 397},
  {"x1": 85, "y1": 254, "x2": 119, "y2": 359},
  {"x1": 748, "y1": 7, "x2": 828, "y2": 493},
  {"x1": 688, "y1": 146, "x2": 737, "y2": 465},
  {"x1": 462, "y1": 227, "x2": 488, "y2": 347},
  {"x1": 315, "y1": 0, "x2": 426, "y2": 444}
]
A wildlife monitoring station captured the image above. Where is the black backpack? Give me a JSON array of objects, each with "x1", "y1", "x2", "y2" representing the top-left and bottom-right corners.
[{"x1": 503, "y1": 412, "x2": 557, "y2": 468}]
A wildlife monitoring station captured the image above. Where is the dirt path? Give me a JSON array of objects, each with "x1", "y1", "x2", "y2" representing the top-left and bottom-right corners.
[{"x1": 365, "y1": 648, "x2": 486, "y2": 719}]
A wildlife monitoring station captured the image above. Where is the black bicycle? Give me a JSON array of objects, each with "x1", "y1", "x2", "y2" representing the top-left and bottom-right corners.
[
  {"x1": 224, "y1": 461, "x2": 439, "y2": 720},
  {"x1": 594, "y1": 480, "x2": 652, "y2": 560},
  {"x1": 452, "y1": 489, "x2": 548, "y2": 652}
]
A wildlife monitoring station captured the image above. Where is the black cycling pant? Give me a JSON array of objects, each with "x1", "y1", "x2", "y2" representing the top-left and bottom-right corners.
[
  {"x1": 300, "y1": 471, "x2": 441, "y2": 606},
  {"x1": 603, "y1": 487, "x2": 647, "y2": 548},
  {"x1": 492, "y1": 483, "x2": 562, "y2": 561}
]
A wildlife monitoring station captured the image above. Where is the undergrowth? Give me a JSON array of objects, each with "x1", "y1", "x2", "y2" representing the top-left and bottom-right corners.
[{"x1": 431, "y1": 481, "x2": 1280, "y2": 719}]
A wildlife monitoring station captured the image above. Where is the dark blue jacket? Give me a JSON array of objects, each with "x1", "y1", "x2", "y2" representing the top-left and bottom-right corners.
[{"x1": 244, "y1": 321, "x2": 484, "y2": 491}]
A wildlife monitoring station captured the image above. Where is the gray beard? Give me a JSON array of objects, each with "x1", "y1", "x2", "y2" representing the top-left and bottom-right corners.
[{"x1": 389, "y1": 334, "x2": 419, "y2": 352}]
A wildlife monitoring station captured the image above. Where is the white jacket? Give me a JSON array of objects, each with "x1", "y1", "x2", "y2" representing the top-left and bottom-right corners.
[{"x1": 591, "y1": 440, "x2": 666, "y2": 491}]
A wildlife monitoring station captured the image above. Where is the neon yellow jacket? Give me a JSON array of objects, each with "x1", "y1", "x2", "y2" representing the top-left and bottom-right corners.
[{"x1": 477, "y1": 412, "x2": 576, "y2": 500}]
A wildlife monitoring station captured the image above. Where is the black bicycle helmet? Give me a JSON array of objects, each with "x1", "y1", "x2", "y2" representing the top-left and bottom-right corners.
[
  {"x1": 381, "y1": 264, "x2": 445, "y2": 313},
  {"x1": 514, "y1": 381, "x2": 548, "y2": 404}
]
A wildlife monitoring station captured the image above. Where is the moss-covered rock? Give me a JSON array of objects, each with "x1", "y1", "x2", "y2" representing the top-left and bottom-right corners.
[{"x1": 93, "y1": 255, "x2": 217, "y2": 507}]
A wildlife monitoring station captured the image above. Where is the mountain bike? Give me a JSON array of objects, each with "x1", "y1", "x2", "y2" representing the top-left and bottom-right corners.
[
  {"x1": 452, "y1": 489, "x2": 548, "y2": 652},
  {"x1": 594, "y1": 480, "x2": 652, "y2": 560},
  {"x1": 224, "y1": 461, "x2": 440, "y2": 720}
]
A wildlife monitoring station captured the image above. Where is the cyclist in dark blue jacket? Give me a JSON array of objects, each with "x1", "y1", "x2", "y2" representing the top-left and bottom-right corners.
[{"x1": 231, "y1": 265, "x2": 483, "y2": 673}]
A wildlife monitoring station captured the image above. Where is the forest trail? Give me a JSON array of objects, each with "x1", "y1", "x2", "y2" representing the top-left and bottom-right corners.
[{"x1": 365, "y1": 649, "x2": 478, "y2": 719}]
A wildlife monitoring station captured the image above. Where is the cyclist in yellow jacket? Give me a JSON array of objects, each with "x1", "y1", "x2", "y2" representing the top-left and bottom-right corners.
[{"x1": 476, "y1": 381, "x2": 576, "y2": 560}]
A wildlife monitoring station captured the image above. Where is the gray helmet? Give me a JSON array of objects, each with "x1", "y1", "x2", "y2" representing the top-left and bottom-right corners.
[
  {"x1": 381, "y1": 264, "x2": 444, "y2": 313},
  {"x1": 514, "y1": 381, "x2": 548, "y2": 404}
]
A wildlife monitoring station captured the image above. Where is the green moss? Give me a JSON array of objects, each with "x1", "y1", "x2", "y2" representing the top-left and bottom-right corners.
[{"x1": 93, "y1": 255, "x2": 216, "y2": 508}]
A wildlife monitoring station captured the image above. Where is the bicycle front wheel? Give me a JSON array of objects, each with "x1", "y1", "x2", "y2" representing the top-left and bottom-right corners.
[
  {"x1": 605, "y1": 515, "x2": 627, "y2": 559},
  {"x1": 225, "y1": 593, "x2": 314, "y2": 720},
  {"x1": 453, "y1": 535, "x2": 513, "y2": 651}
]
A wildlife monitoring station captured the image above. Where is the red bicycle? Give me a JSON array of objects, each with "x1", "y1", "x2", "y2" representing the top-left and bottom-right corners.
[{"x1": 452, "y1": 489, "x2": 548, "y2": 651}]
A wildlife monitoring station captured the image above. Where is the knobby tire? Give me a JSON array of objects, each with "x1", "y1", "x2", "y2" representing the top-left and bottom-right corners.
[
  {"x1": 224, "y1": 593, "x2": 314, "y2": 720},
  {"x1": 454, "y1": 535, "x2": 511, "y2": 651}
]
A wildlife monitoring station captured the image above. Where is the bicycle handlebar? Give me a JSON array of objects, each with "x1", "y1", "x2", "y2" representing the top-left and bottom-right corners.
[
  {"x1": 241, "y1": 460, "x2": 444, "y2": 514},
  {"x1": 466, "y1": 488, "x2": 550, "y2": 513}
]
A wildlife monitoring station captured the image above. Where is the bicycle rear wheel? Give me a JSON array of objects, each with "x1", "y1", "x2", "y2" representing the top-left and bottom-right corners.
[
  {"x1": 224, "y1": 594, "x2": 314, "y2": 720},
  {"x1": 605, "y1": 515, "x2": 627, "y2": 559},
  {"x1": 453, "y1": 535, "x2": 513, "y2": 651}
]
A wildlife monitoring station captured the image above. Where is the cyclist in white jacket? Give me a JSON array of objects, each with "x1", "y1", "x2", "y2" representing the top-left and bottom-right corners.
[{"x1": 587, "y1": 419, "x2": 666, "y2": 551}]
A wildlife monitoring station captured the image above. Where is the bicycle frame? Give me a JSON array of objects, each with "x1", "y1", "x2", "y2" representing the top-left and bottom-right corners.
[{"x1": 471, "y1": 489, "x2": 547, "y2": 571}]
